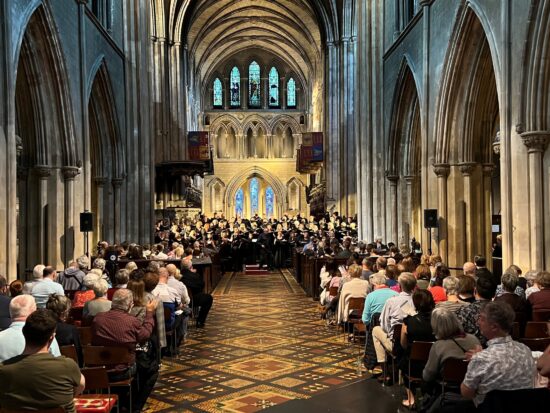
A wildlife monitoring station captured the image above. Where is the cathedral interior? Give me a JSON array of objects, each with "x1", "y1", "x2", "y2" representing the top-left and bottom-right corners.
[{"x1": 1, "y1": 0, "x2": 550, "y2": 411}]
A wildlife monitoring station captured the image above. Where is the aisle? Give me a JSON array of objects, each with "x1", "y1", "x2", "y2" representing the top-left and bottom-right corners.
[{"x1": 144, "y1": 271, "x2": 366, "y2": 412}]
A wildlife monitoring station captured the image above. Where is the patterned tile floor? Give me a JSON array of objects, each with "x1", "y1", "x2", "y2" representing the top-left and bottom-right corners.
[{"x1": 144, "y1": 270, "x2": 367, "y2": 412}]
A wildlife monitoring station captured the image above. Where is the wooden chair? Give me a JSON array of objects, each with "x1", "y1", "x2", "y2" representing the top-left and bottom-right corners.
[
  {"x1": 82, "y1": 346, "x2": 134, "y2": 413},
  {"x1": 519, "y1": 336, "x2": 550, "y2": 351},
  {"x1": 440, "y1": 358, "x2": 469, "y2": 393},
  {"x1": 532, "y1": 309, "x2": 550, "y2": 322},
  {"x1": 60, "y1": 344, "x2": 78, "y2": 364},
  {"x1": 346, "y1": 297, "x2": 365, "y2": 342},
  {"x1": 404, "y1": 341, "x2": 433, "y2": 399},
  {"x1": 524, "y1": 321, "x2": 550, "y2": 338},
  {"x1": 75, "y1": 367, "x2": 118, "y2": 413},
  {"x1": 78, "y1": 326, "x2": 93, "y2": 346},
  {"x1": 383, "y1": 324, "x2": 402, "y2": 385},
  {"x1": 69, "y1": 307, "x2": 84, "y2": 326},
  {"x1": 163, "y1": 305, "x2": 178, "y2": 356}
]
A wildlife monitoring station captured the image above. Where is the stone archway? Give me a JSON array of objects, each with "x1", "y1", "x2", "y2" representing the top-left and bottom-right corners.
[{"x1": 224, "y1": 166, "x2": 286, "y2": 219}]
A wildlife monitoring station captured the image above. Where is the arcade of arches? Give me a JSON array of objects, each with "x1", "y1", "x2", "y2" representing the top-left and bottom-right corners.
[{"x1": 0, "y1": 1, "x2": 550, "y2": 279}]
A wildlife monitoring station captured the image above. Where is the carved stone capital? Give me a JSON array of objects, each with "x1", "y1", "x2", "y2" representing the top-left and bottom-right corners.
[
  {"x1": 112, "y1": 177, "x2": 124, "y2": 188},
  {"x1": 482, "y1": 163, "x2": 495, "y2": 177},
  {"x1": 62, "y1": 166, "x2": 80, "y2": 181},
  {"x1": 385, "y1": 173, "x2": 399, "y2": 183},
  {"x1": 403, "y1": 175, "x2": 415, "y2": 184},
  {"x1": 459, "y1": 162, "x2": 477, "y2": 177},
  {"x1": 433, "y1": 163, "x2": 450, "y2": 178},
  {"x1": 521, "y1": 131, "x2": 550, "y2": 153},
  {"x1": 94, "y1": 177, "x2": 108, "y2": 186},
  {"x1": 34, "y1": 165, "x2": 52, "y2": 178}
]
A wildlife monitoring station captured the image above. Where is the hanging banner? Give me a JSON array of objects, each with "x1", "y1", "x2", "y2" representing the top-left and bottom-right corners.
[{"x1": 188, "y1": 132, "x2": 210, "y2": 160}]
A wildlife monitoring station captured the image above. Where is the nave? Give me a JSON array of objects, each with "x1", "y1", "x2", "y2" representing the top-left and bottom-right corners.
[{"x1": 145, "y1": 271, "x2": 381, "y2": 412}]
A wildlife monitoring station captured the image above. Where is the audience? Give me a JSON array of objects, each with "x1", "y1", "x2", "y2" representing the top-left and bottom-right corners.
[
  {"x1": 22, "y1": 264, "x2": 45, "y2": 294},
  {"x1": 463, "y1": 261, "x2": 477, "y2": 278},
  {"x1": 72, "y1": 273, "x2": 100, "y2": 308},
  {"x1": 461, "y1": 301, "x2": 534, "y2": 407},
  {"x1": 0, "y1": 309, "x2": 84, "y2": 412},
  {"x1": 58, "y1": 259, "x2": 86, "y2": 291},
  {"x1": 415, "y1": 264, "x2": 431, "y2": 290},
  {"x1": 336, "y1": 264, "x2": 369, "y2": 325},
  {"x1": 494, "y1": 272, "x2": 530, "y2": 315},
  {"x1": 457, "y1": 275, "x2": 476, "y2": 304},
  {"x1": 436, "y1": 276, "x2": 467, "y2": 312},
  {"x1": 362, "y1": 273, "x2": 398, "y2": 326},
  {"x1": 180, "y1": 259, "x2": 213, "y2": 328},
  {"x1": 9, "y1": 279, "x2": 23, "y2": 297}
]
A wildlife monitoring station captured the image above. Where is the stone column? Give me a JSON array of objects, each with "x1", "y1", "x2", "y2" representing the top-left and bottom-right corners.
[
  {"x1": 253, "y1": 131, "x2": 258, "y2": 158},
  {"x1": 387, "y1": 174, "x2": 399, "y2": 244},
  {"x1": 35, "y1": 166, "x2": 52, "y2": 264},
  {"x1": 459, "y1": 162, "x2": 477, "y2": 262},
  {"x1": 94, "y1": 177, "x2": 108, "y2": 242},
  {"x1": 482, "y1": 163, "x2": 495, "y2": 263},
  {"x1": 520, "y1": 131, "x2": 550, "y2": 270},
  {"x1": 292, "y1": 134, "x2": 301, "y2": 158},
  {"x1": 112, "y1": 178, "x2": 124, "y2": 244},
  {"x1": 17, "y1": 167, "x2": 29, "y2": 274},
  {"x1": 404, "y1": 175, "x2": 415, "y2": 246},
  {"x1": 433, "y1": 164, "x2": 450, "y2": 260},
  {"x1": 266, "y1": 135, "x2": 273, "y2": 158},
  {"x1": 62, "y1": 166, "x2": 80, "y2": 265}
]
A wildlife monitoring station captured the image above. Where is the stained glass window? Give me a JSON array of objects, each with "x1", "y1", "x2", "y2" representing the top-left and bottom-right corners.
[
  {"x1": 287, "y1": 78, "x2": 296, "y2": 108},
  {"x1": 213, "y1": 78, "x2": 223, "y2": 107},
  {"x1": 235, "y1": 188, "x2": 244, "y2": 217},
  {"x1": 249, "y1": 61, "x2": 261, "y2": 107},
  {"x1": 230, "y1": 67, "x2": 240, "y2": 107},
  {"x1": 250, "y1": 178, "x2": 259, "y2": 216},
  {"x1": 265, "y1": 187, "x2": 274, "y2": 217},
  {"x1": 269, "y1": 67, "x2": 279, "y2": 107}
]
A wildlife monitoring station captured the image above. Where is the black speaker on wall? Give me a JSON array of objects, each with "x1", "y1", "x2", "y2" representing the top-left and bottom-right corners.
[
  {"x1": 80, "y1": 212, "x2": 93, "y2": 232},
  {"x1": 424, "y1": 209, "x2": 438, "y2": 229}
]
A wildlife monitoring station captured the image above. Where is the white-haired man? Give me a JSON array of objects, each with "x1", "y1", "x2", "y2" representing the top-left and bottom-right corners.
[
  {"x1": 22, "y1": 264, "x2": 45, "y2": 294},
  {"x1": 0, "y1": 295, "x2": 61, "y2": 362}
]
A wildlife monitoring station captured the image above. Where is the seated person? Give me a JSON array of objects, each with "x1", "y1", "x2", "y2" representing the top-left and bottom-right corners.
[
  {"x1": 362, "y1": 273, "x2": 398, "y2": 327},
  {"x1": 107, "y1": 268, "x2": 130, "y2": 300},
  {"x1": 399, "y1": 289, "x2": 436, "y2": 407},
  {"x1": 423, "y1": 308, "x2": 480, "y2": 383},
  {"x1": 0, "y1": 309, "x2": 84, "y2": 412},
  {"x1": 92, "y1": 289, "x2": 158, "y2": 412},
  {"x1": 58, "y1": 260, "x2": 86, "y2": 291},
  {"x1": 436, "y1": 276, "x2": 468, "y2": 312},
  {"x1": 414, "y1": 264, "x2": 431, "y2": 290},
  {"x1": 336, "y1": 264, "x2": 369, "y2": 325},
  {"x1": 456, "y1": 276, "x2": 497, "y2": 347},
  {"x1": 73, "y1": 273, "x2": 100, "y2": 308},
  {"x1": 0, "y1": 295, "x2": 61, "y2": 362},
  {"x1": 461, "y1": 301, "x2": 534, "y2": 407},
  {"x1": 528, "y1": 271, "x2": 550, "y2": 312},
  {"x1": 31, "y1": 266, "x2": 65, "y2": 308},
  {"x1": 494, "y1": 272, "x2": 530, "y2": 316},
  {"x1": 180, "y1": 259, "x2": 213, "y2": 328},
  {"x1": 47, "y1": 294, "x2": 83, "y2": 366},
  {"x1": 372, "y1": 272, "x2": 417, "y2": 378},
  {"x1": 83, "y1": 279, "x2": 111, "y2": 319},
  {"x1": 457, "y1": 275, "x2": 476, "y2": 304}
]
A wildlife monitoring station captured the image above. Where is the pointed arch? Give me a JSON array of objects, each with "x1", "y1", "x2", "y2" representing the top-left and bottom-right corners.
[
  {"x1": 269, "y1": 66, "x2": 280, "y2": 107},
  {"x1": 230, "y1": 66, "x2": 241, "y2": 107},
  {"x1": 248, "y1": 61, "x2": 261, "y2": 107},
  {"x1": 434, "y1": 4, "x2": 501, "y2": 165}
]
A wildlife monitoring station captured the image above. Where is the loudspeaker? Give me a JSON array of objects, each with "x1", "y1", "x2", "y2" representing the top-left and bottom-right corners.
[
  {"x1": 80, "y1": 212, "x2": 93, "y2": 232},
  {"x1": 424, "y1": 209, "x2": 438, "y2": 229}
]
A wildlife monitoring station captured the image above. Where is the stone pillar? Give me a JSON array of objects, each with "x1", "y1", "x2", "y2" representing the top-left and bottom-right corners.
[
  {"x1": 482, "y1": 163, "x2": 495, "y2": 263},
  {"x1": 292, "y1": 134, "x2": 300, "y2": 159},
  {"x1": 459, "y1": 162, "x2": 477, "y2": 261},
  {"x1": 253, "y1": 131, "x2": 258, "y2": 158},
  {"x1": 433, "y1": 164, "x2": 450, "y2": 260},
  {"x1": 16, "y1": 167, "x2": 29, "y2": 274},
  {"x1": 266, "y1": 135, "x2": 273, "y2": 158},
  {"x1": 387, "y1": 174, "x2": 399, "y2": 244},
  {"x1": 404, "y1": 175, "x2": 415, "y2": 246},
  {"x1": 112, "y1": 178, "x2": 124, "y2": 244},
  {"x1": 35, "y1": 166, "x2": 52, "y2": 264},
  {"x1": 520, "y1": 131, "x2": 550, "y2": 270},
  {"x1": 94, "y1": 177, "x2": 108, "y2": 242},
  {"x1": 62, "y1": 166, "x2": 80, "y2": 265}
]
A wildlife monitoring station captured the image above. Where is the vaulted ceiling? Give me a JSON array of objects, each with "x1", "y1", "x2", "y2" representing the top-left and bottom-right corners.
[{"x1": 152, "y1": 0, "x2": 338, "y2": 84}]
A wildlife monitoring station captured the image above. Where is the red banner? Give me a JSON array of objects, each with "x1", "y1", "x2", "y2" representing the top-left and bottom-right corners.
[{"x1": 188, "y1": 132, "x2": 210, "y2": 160}]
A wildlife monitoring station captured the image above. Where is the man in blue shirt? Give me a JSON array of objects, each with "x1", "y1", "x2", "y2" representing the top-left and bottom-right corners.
[
  {"x1": 362, "y1": 273, "x2": 398, "y2": 325},
  {"x1": 0, "y1": 295, "x2": 61, "y2": 362},
  {"x1": 31, "y1": 266, "x2": 64, "y2": 308}
]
